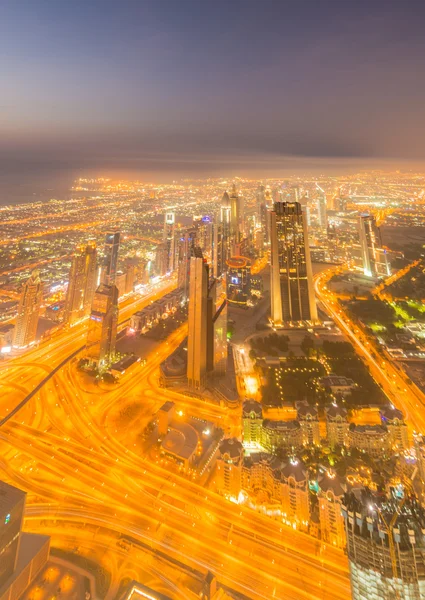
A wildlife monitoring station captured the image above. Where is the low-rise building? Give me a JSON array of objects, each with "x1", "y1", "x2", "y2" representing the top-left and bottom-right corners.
[
  {"x1": 325, "y1": 404, "x2": 349, "y2": 449},
  {"x1": 242, "y1": 399, "x2": 263, "y2": 445},
  {"x1": 380, "y1": 405, "x2": 409, "y2": 451},
  {"x1": 296, "y1": 401, "x2": 320, "y2": 446},
  {"x1": 348, "y1": 423, "x2": 391, "y2": 458},
  {"x1": 261, "y1": 419, "x2": 303, "y2": 453},
  {"x1": 319, "y1": 374, "x2": 357, "y2": 397},
  {"x1": 242, "y1": 454, "x2": 310, "y2": 532},
  {"x1": 216, "y1": 438, "x2": 244, "y2": 498},
  {"x1": 318, "y1": 472, "x2": 347, "y2": 548}
]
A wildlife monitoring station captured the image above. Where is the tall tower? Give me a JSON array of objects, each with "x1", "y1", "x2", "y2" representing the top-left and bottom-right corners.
[
  {"x1": 103, "y1": 231, "x2": 120, "y2": 285},
  {"x1": 187, "y1": 256, "x2": 209, "y2": 389},
  {"x1": 359, "y1": 214, "x2": 391, "y2": 278},
  {"x1": 64, "y1": 242, "x2": 97, "y2": 324},
  {"x1": 13, "y1": 270, "x2": 43, "y2": 348},
  {"x1": 86, "y1": 284, "x2": 119, "y2": 370},
  {"x1": 229, "y1": 184, "x2": 240, "y2": 245},
  {"x1": 269, "y1": 202, "x2": 317, "y2": 325},
  {"x1": 163, "y1": 212, "x2": 176, "y2": 273},
  {"x1": 317, "y1": 194, "x2": 328, "y2": 230},
  {"x1": 343, "y1": 487, "x2": 425, "y2": 600}
]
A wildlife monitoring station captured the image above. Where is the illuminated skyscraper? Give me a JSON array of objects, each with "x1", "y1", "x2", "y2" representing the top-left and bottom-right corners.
[
  {"x1": 86, "y1": 283, "x2": 118, "y2": 369},
  {"x1": 64, "y1": 242, "x2": 97, "y2": 324},
  {"x1": 213, "y1": 192, "x2": 232, "y2": 278},
  {"x1": 187, "y1": 257, "x2": 209, "y2": 388},
  {"x1": 13, "y1": 270, "x2": 43, "y2": 348},
  {"x1": 343, "y1": 487, "x2": 425, "y2": 600},
  {"x1": 317, "y1": 190, "x2": 328, "y2": 230},
  {"x1": 359, "y1": 214, "x2": 391, "y2": 278},
  {"x1": 269, "y1": 202, "x2": 317, "y2": 324},
  {"x1": 0, "y1": 479, "x2": 50, "y2": 595},
  {"x1": 229, "y1": 183, "x2": 240, "y2": 244},
  {"x1": 102, "y1": 231, "x2": 120, "y2": 285},
  {"x1": 163, "y1": 212, "x2": 177, "y2": 273}
]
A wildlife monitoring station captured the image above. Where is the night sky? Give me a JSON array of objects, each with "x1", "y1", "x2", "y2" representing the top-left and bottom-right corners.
[{"x1": 2, "y1": 0, "x2": 425, "y2": 198}]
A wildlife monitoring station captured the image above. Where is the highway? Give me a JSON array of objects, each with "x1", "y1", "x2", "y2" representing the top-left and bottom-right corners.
[
  {"x1": 0, "y1": 274, "x2": 352, "y2": 599},
  {"x1": 315, "y1": 267, "x2": 425, "y2": 434}
]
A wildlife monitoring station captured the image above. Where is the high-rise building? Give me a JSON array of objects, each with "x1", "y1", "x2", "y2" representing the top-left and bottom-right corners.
[
  {"x1": 206, "y1": 276, "x2": 227, "y2": 376},
  {"x1": 318, "y1": 472, "x2": 347, "y2": 548},
  {"x1": 187, "y1": 256, "x2": 209, "y2": 388},
  {"x1": 64, "y1": 242, "x2": 97, "y2": 325},
  {"x1": 317, "y1": 190, "x2": 328, "y2": 230},
  {"x1": 86, "y1": 283, "x2": 119, "y2": 370},
  {"x1": 13, "y1": 271, "x2": 43, "y2": 348},
  {"x1": 0, "y1": 481, "x2": 25, "y2": 587},
  {"x1": 177, "y1": 231, "x2": 199, "y2": 302},
  {"x1": 0, "y1": 480, "x2": 50, "y2": 598},
  {"x1": 216, "y1": 438, "x2": 244, "y2": 498},
  {"x1": 163, "y1": 212, "x2": 177, "y2": 273},
  {"x1": 229, "y1": 184, "x2": 240, "y2": 245},
  {"x1": 226, "y1": 256, "x2": 251, "y2": 306},
  {"x1": 102, "y1": 231, "x2": 120, "y2": 285},
  {"x1": 343, "y1": 487, "x2": 425, "y2": 600},
  {"x1": 269, "y1": 202, "x2": 317, "y2": 325},
  {"x1": 359, "y1": 214, "x2": 391, "y2": 278}
]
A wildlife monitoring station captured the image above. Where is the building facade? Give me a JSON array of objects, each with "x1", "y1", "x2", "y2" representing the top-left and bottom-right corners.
[
  {"x1": 64, "y1": 242, "x2": 97, "y2": 324},
  {"x1": 269, "y1": 202, "x2": 317, "y2": 325},
  {"x1": 13, "y1": 271, "x2": 43, "y2": 348}
]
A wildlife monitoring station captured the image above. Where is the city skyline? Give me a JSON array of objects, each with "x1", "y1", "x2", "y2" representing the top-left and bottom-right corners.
[
  {"x1": 4, "y1": 1, "x2": 425, "y2": 598},
  {"x1": 3, "y1": 1, "x2": 425, "y2": 203}
]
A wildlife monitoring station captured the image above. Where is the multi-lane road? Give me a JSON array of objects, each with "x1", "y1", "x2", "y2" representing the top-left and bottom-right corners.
[
  {"x1": 0, "y1": 275, "x2": 352, "y2": 599},
  {"x1": 315, "y1": 267, "x2": 425, "y2": 434}
]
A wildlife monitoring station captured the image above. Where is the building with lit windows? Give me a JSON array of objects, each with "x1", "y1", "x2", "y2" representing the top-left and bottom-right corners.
[
  {"x1": 242, "y1": 399, "x2": 263, "y2": 446},
  {"x1": 187, "y1": 256, "x2": 209, "y2": 389},
  {"x1": 13, "y1": 271, "x2": 43, "y2": 348},
  {"x1": 348, "y1": 424, "x2": 391, "y2": 459},
  {"x1": 102, "y1": 231, "x2": 120, "y2": 285},
  {"x1": 216, "y1": 438, "x2": 244, "y2": 498},
  {"x1": 0, "y1": 480, "x2": 50, "y2": 600},
  {"x1": 380, "y1": 406, "x2": 409, "y2": 451},
  {"x1": 260, "y1": 419, "x2": 303, "y2": 453},
  {"x1": 359, "y1": 214, "x2": 391, "y2": 278},
  {"x1": 296, "y1": 401, "x2": 320, "y2": 446},
  {"x1": 241, "y1": 454, "x2": 310, "y2": 531},
  {"x1": 269, "y1": 202, "x2": 317, "y2": 325},
  {"x1": 187, "y1": 255, "x2": 227, "y2": 388},
  {"x1": 325, "y1": 404, "x2": 349, "y2": 449},
  {"x1": 318, "y1": 472, "x2": 347, "y2": 548},
  {"x1": 226, "y1": 256, "x2": 251, "y2": 307},
  {"x1": 343, "y1": 487, "x2": 425, "y2": 600},
  {"x1": 86, "y1": 283, "x2": 118, "y2": 370},
  {"x1": 64, "y1": 242, "x2": 97, "y2": 324}
]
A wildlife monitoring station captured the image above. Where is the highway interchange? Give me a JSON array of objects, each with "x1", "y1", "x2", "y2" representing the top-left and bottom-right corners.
[{"x1": 0, "y1": 275, "x2": 361, "y2": 600}]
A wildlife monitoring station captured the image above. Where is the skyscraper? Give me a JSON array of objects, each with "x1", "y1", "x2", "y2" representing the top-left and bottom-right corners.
[
  {"x1": 102, "y1": 231, "x2": 120, "y2": 285},
  {"x1": 229, "y1": 183, "x2": 240, "y2": 245},
  {"x1": 213, "y1": 192, "x2": 232, "y2": 278},
  {"x1": 163, "y1": 212, "x2": 177, "y2": 273},
  {"x1": 187, "y1": 256, "x2": 209, "y2": 388},
  {"x1": 269, "y1": 202, "x2": 317, "y2": 325},
  {"x1": 64, "y1": 242, "x2": 97, "y2": 325},
  {"x1": 0, "y1": 479, "x2": 50, "y2": 596},
  {"x1": 86, "y1": 283, "x2": 119, "y2": 369},
  {"x1": 317, "y1": 190, "x2": 328, "y2": 230},
  {"x1": 359, "y1": 214, "x2": 391, "y2": 278},
  {"x1": 13, "y1": 270, "x2": 43, "y2": 348},
  {"x1": 343, "y1": 487, "x2": 425, "y2": 600}
]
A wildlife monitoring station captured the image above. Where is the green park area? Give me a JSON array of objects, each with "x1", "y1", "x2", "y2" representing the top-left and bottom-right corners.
[{"x1": 259, "y1": 338, "x2": 385, "y2": 407}]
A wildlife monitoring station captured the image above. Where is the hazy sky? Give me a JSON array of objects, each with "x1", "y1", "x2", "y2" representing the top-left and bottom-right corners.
[{"x1": 2, "y1": 0, "x2": 425, "y2": 196}]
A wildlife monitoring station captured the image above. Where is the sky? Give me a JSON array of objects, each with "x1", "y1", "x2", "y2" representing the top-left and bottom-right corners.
[{"x1": 1, "y1": 0, "x2": 425, "y2": 200}]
